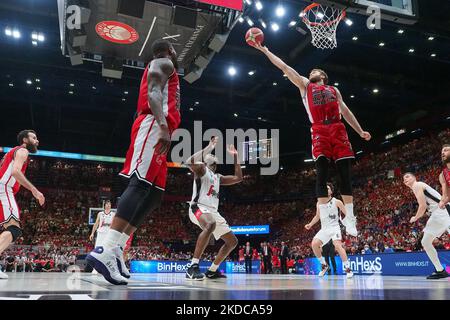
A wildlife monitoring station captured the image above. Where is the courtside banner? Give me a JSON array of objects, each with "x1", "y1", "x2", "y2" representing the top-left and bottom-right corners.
[
  {"x1": 130, "y1": 260, "x2": 261, "y2": 274},
  {"x1": 300, "y1": 250, "x2": 450, "y2": 276},
  {"x1": 231, "y1": 225, "x2": 270, "y2": 234},
  {"x1": 225, "y1": 261, "x2": 261, "y2": 274},
  {"x1": 130, "y1": 261, "x2": 226, "y2": 273}
]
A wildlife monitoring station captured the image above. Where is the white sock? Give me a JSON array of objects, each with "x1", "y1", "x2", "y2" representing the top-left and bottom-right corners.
[
  {"x1": 343, "y1": 260, "x2": 350, "y2": 269},
  {"x1": 422, "y1": 233, "x2": 444, "y2": 272},
  {"x1": 345, "y1": 203, "x2": 354, "y2": 218},
  {"x1": 209, "y1": 263, "x2": 219, "y2": 272},
  {"x1": 103, "y1": 229, "x2": 122, "y2": 249},
  {"x1": 319, "y1": 256, "x2": 326, "y2": 265},
  {"x1": 191, "y1": 258, "x2": 200, "y2": 265},
  {"x1": 118, "y1": 233, "x2": 129, "y2": 249}
]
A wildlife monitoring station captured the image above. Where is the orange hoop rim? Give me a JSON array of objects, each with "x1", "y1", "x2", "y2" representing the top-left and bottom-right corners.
[{"x1": 301, "y1": 3, "x2": 346, "y2": 27}]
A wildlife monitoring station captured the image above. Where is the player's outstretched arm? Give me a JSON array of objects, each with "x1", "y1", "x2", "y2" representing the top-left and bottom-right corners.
[
  {"x1": 335, "y1": 87, "x2": 371, "y2": 141},
  {"x1": 410, "y1": 183, "x2": 427, "y2": 223},
  {"x1": 12, "y1": 148, "x2": 45, "y2": 206},
  {"x1": 220, "y1": 145, "x2": 243, "y2": 186},
  {"x1": 305, "y1": 205, "x2": 320, "y2": 230},
  {"x1": 438, "y1": 173, "x2": 449, "y2": 209},
  {"x1": 254, "y1": 43, "x2": 308, "y2": 93},
  {"x1": 184, "y1": 137, "x2": 218, "y2": 177},
  {"x1": 148, "y1": 58, "x2": 174, "y2": 155}
]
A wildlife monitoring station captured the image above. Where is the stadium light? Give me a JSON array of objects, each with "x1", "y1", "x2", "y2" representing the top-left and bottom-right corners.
[
  {"x1": 228, "y1": 66, "x2": 237, "y2": 76},
  {"x1": 246, "y1": 17, "x2": 254, "y2": 27},
  {"x1": 289, "y1": 21, "x2": 297, "y2": 27},
  {"x1": 255, "y1": 1, "x2": 263, "y2": 11},
  {"x1": 345, "y1": 18, "x2": 353, "y2": 26},
  {"x1": 12, "y1": 29, "x2": 21, "y2": 39},
  {"x1": 5, "y1": 27, "x2": 12, "y2": 36},
  {"x1": 275, "y1": 6, "x2": 285, "y2": 17},
  {"x1": 271, "y1": 23, "x2": 280, "y2": 31}
]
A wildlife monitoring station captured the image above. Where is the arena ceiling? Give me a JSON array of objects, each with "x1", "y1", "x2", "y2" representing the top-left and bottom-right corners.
[{"x1": 0, "y1": 0, "x2": 449, "y2": 165}]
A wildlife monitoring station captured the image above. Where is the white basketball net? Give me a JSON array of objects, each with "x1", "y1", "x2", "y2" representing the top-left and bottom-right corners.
[{"x1": 301, "y1": 4, "x2": 345, "y2": 49}]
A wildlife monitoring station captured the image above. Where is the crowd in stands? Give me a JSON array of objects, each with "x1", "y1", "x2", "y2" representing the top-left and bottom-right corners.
[
  {"x1": 0, "y1": 246, "x2": 78, "y2": 273},
  {"x1": 3, "y1": 127, "x2": 449, "y2": 269}
]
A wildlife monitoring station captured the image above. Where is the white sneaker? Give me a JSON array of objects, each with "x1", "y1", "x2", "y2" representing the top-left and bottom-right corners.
[
  {"x1": 342, "y1": 215, "x2": 358, "y2": 237},
  {"x1": 0, "y1": 270, "x2": 8, "y2": 279},
  {"x1": 345, "y1": 268, "x2": 354, "y2": 279},
  {"x1": 318, "y1": 264, "x2": 329, "y2": 277},
  {"x1": 114, "y1": 246, "x2": 131, "y2": 279},
  {"x1": 86, "y1": 246, "x2": 128, "y2": 285}
]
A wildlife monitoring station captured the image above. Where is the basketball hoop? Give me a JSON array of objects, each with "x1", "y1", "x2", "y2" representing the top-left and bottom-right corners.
[{"x1": 301, "y1": 3, "x2": 346, "y2": 49}]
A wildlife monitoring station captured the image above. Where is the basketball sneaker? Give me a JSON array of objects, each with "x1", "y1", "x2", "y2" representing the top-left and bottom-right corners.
[
  {"x1": 0, "y1": 270, "x2": 8, "y2": 279},
  {"x1": 115, "y1": 246, "x2": 131, "y2": 279},
  {"x1": 342, "y1": 215, "x2": 358, "y2": 237},
  {"x1": 186, "y1": 263, "x2": 205, "y2": 281},
  {"x1": 426, "y1": 269, "x2": 449, "y2": 280},
  {"x1": 86, "y1": 246, "x2": 128, "y2": 285},
  {"x1": 205, "y1": 270, "x2": 227, "y2": 279},
  {"x1": 318, "y1": 264, "x2": 329, "y2": 277},
  {"x1": 345, "y1": 268, "x2": 354, "y2": 279}
]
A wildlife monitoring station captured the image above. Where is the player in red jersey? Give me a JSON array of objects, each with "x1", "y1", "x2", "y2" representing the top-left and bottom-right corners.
[
  {"x1": 439, "y1": 144, "x2": 450, "y2": 209},
  {"x1": 254, "y1": 43, "x2": 371, "y2": 238},
  {"x1": 0, "y1": 130, "x2": 45, "y2": 279},
  {"x1": 87, "y1": 39, "x2": 181, "y2": 285}
]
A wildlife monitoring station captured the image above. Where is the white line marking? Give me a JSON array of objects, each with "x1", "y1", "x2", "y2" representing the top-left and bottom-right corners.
[
  {"x1": 139, "y1": 16, "x2": 157, "y2": 57},
  {"x1": 162, "y1": 33, "x2": 180, "y2": 41}
]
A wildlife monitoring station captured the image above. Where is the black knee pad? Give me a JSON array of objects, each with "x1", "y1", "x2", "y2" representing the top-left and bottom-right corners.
[
  {"x1": 128, "y1": 188, "x2": 163, "y2": 228},
  {"x1": 6, "y1": 225, "x2": 22, "y2": 242},
  {"x1": 116, "y1": 175, "x2": 163, "y2": 228},
  {"x1": 315, "y1": 156, "x2": 329, "y2": 198},
  {"x1": 336, "y1": 158, "x2": 353, "y2": 196}
]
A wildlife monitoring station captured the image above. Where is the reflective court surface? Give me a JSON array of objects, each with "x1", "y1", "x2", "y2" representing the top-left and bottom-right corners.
[{"x1": 0, "y1": 273, "x2": 448, "y2": 300}]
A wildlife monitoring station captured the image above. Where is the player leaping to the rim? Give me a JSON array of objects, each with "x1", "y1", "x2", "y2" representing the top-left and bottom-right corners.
[{"x1": 253, "y1": 43, "x2": 371, "y2": 238}]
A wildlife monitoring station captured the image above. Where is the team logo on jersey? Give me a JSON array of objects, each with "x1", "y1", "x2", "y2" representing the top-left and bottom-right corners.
[
  {"x1": 155, "y1": 155, "x2": 163, "y2": 166},
  {"x1": 95, "y1": 21, "x2": 139, "y2": 44}
]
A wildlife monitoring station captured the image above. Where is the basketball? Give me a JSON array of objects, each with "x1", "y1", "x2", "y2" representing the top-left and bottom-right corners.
[{"x1": 245, "y1": 27, "x2": 264, "y2": 47}]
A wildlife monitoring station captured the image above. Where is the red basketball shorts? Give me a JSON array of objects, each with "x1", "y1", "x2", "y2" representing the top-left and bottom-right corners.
[
  {"x1": 0, "y1": 186, "x2": 20, "y2": 225},
  {"x1": 120, "y1": 114, "x2": 168, "y2": 191},
  {"x1": 311, "y1": 122, "x2": 354, "y2": 161}
]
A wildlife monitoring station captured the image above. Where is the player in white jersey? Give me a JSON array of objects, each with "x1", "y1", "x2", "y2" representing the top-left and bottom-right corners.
[
  {"x1": 305, "y1": 183, "x2": 354, "y2": 278},
  {"x1": 184, "y1": 137, "x2": 242, "y2": 280},
  {"x1": 403, "y1": 172, "x2": 450, "y2": 279},
  {"x1": 89, "y1": 200, "x2": 116, "y2": 248}
]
